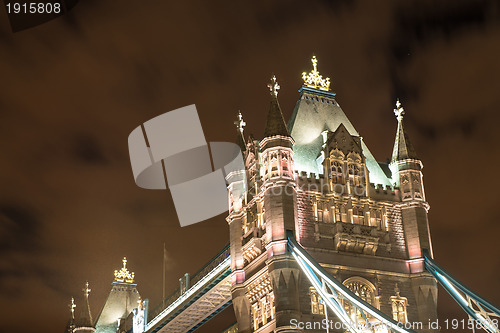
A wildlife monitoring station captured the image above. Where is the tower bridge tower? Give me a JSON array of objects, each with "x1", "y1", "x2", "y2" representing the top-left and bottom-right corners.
[{"x1": 228, "y1": 57, "x2": 438, "y2": 332}]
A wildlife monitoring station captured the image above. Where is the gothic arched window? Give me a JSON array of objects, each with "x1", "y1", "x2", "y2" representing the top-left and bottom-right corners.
[
  {"x1": 392, "y1": 298, "x2": 408, "y2": 323},
  {"x1": 352, "y1": 206, "x2": 364, "y2": 225},
  {"x1": 342, "y1": 277, "x2": 378, "y2": 321},
  {"x1": 348, "y1": 164, "x2": 362, "y2": 186},
  {"x1": 270, "y1": 153, "x2": 279, "y2": 178},
  {"x1": 391, "y1": 284, "x2": 408, "y2": 323},
  {"x1": 331, "y1": 161, "x2": 344, "y2": 184},
  {"x1": 335, "y1": 204, "x2": 347, "y2": 223},
  {"x1": 370, "y1": 209, "x2": 382, "y2": 229}
]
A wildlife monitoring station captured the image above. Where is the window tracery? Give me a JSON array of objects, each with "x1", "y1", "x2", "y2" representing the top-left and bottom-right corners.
[
  {"x1": 391, "y1": 284, "x2": 408, "y2": 323},
  {"x1": 342, "y1": 278, "x2": 378, "y2": 321}
]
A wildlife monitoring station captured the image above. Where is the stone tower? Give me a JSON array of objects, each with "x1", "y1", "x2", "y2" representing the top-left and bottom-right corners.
[
  {"x1": 94, "y1": 257, "x2": 141, "y2": 333},
  {"x1": 73, "y1": 282, "x2": 96, "y2": 333},
  {"x1": 228, "y1": 57, "x2": 439, "y2": 332}
]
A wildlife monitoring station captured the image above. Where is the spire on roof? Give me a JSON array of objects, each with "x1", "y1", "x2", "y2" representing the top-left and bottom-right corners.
[
  {"x1": 65, "y1": 297, "x2": 76, "y2": 333},
  {"x1": 234, "y1": 111, "x2": 247, "y2": 151},
  {"x1": 263, "y1": 75, "x2": 289, "y2": 138},
  {"x1": 75, "y1": 281, "x2": 94, "y2": 329},
  {"x1": 391, "y1": 99, "x2": 418, "y2": 163}
]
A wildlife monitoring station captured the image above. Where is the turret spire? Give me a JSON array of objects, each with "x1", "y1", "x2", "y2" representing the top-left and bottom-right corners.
[
  {"x1": 391, "y1": 99, "x2": 418, "y2": 163},
  {"x1": 234, "y1": 111, "x2": 246, "y2": 151},
  {"x1": 268, "y1": 75, "x2": 280, "y2": 98},
  {"x1": 65, "y1": 297, "x2": 76, "y2": 333},
  {"x1": 74, "y1": 281, "x2": 94, "y2": 331},
  {"x1": 70, "y1": 297, "x2": 76, "y2": 319},
  {"x1": 263, "y1": 75, "x2": 289, "y2": 138}
]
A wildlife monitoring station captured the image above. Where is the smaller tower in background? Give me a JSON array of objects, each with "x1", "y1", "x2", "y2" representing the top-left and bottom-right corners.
[
  {"x1": 94, "y1": 257, "x2": 141, "y2": 333},
  {"x1": 73, "y1": 282, "x2": 95, "y2": 333}
]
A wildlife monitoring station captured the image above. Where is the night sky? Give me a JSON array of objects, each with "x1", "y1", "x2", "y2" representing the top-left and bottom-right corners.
[{"x1": 1, "y1": 1, "x2": 500, "y2": 332}]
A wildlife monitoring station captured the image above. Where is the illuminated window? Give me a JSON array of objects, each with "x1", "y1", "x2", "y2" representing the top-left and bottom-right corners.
[
  {"x1": 343, "y1": 278, "x2": 377, "y2": 321},
  {"x1": 252, "y1": 302, "x2": 260, "y2": 330},
  {"x1": 310, "y1": 287, "x2": 324, "y2": 315},
  {"x1": 335, "y1": 204, "x2": 347, "y2": 223},
  {"x1": 270, "y1": 153, "x2": 279, "y2": 178},
  {"x1": 282, "y1": 153, "x2": 290, "y2": 177},
  {"x1": 391, "y1": 299, "x2": 408, "y2": 323},
  {"x1": 331, "y1": 161, "x2": 344, "y2": 184},
  {"x1": 252, "y1": 292, "x2": 275, "y2": 329},
  {"x1": 352, "y1": 206, "x2": 364, "y2": 225},
  {"x1": 391, "y1": 285, "x2": 408, "y2": 323},
  {"x1": 317, "y1": 201, "x2": 323, "y2": 222},
  {"x1": 348, "y1": 164, "x2": 362, "y2": 186},
  {"x1": 268, "y1": 293, "x2": 275, "y2": 320},
  {"x1": 370, "y1": 209, "x2": 382, "y2": 228}
]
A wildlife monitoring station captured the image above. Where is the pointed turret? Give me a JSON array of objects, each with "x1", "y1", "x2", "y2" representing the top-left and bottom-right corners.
[
  {"x1": 389, "y1": 99, "x2": 433, "y2": 261},
  {"x1": 391, "y1": 99, "x2": 418, "y2": 163},
  {"x1": 74, "y1": 282, "x2": 95, "y2": 333},
  {"x1": 263, "y1": 75, "x2": 289, "y2": 138},
  {"x1": 234, "y1": 111, "x2": 247, "y2": 151}
]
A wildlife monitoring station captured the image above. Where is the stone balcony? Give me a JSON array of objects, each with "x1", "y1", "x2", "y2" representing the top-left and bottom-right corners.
[{"x1": 318, "y1": 222, "x2": 390, "y2": 255}]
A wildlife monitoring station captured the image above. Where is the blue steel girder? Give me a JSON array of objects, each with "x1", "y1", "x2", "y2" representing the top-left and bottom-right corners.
[
  {"x1": 423, "y1": 249, "x2": 500, "y2": 333},
  {"x1": 287, "y1": 231, "x2": 417, "y2": 333}
]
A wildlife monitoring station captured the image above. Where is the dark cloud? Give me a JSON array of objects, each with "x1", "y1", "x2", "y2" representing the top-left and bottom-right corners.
[
  {"x1": 71, "y1": 134, "x2": 108, "y2": 164},
  {"x1": 408, "y1": 113, "x2": 480, "y2": 141},
  {"x1": 392, "y1": 0, "x2": 495, "y2": 60},
  {"x1": 0, "y1": 203, "x2": 41, "y2": 252}
]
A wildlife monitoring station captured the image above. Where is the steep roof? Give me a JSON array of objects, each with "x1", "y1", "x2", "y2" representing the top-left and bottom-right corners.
[
  {"x1": 263, "y1": 75, "x2": 290, "y2": 138},
  {"x1": 288, "y1": 86, "x2": 392, "y2": 186},
  {"x1": 391, "y1": 100, "x2": 418, "y2": 162},
  {"x1": 95, "y1": 258, "x2": 141, "y2": 333}
]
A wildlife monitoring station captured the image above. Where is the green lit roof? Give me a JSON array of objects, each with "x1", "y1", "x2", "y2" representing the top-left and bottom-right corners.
[{"x1": 288, "y1": 87, "x2": 392, "y2": 186}]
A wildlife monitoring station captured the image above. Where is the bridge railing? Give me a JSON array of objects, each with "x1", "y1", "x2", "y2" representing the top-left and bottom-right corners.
[{"x1": 147, "y1": 243, "x2": 231, "y2": 322}]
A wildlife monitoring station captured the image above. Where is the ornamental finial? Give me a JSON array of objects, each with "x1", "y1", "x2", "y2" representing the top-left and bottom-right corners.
[
  {"x1": 83, "y1": 281, "x2": 91, "y2": 297},
  {"x1": 394, "y1": 99, "x2": 405, "y2": 121},
  {"x1": 302, "y1": 55, "x2": 331, "y2": 91},
  {"x1": 69, "y1": 297, "x2": 76, "y2": 317},
  {"x1": 114, "y1": 257, "x2": 135, "y2": 283},
  {"x1": 268, "y1": 75, "x2": 280, "y2": 98},
  {"x1": 234, "y1": 111, "x2": 246, "y2": 133}
]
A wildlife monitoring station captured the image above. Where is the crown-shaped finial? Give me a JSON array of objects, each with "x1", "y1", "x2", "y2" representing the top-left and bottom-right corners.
[
  {"x1": 114, "y1": 257, "x2": 135, "y2": 283},
  {"x1": 268, "y1": 75, "x2": 280, "y2": 98},
  {"x1": 234, "y1": 111, "x2": 246, "y2": 133},
  {"x1": 302, "y1": 55, "x2": 331, "y2": 91},
  {"x1": 394, "y1": 99, "x2": 405, "y2": 121}
]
